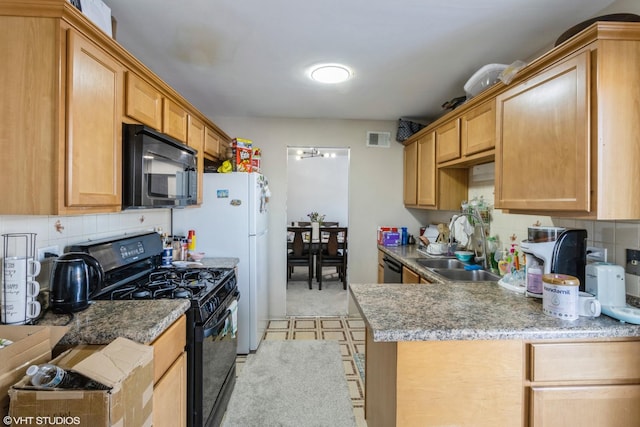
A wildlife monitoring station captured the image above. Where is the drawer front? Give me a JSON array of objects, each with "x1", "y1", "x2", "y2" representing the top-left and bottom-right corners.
[
  {"x1": 152, "y1": 315, "x2": 187, "y2": 384},
  {"x1": 530, "y1": 341, "x2": 640, "y2": 382}
]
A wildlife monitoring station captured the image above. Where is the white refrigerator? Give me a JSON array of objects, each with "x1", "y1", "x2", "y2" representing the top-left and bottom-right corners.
[{"x1": 172, "y1": 172, "x2": 270, "y2": 354}]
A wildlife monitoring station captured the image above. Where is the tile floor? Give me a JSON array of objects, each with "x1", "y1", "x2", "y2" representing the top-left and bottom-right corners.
[{"x1": 235, "y1": 315, "x2": 367, "y2": 427}]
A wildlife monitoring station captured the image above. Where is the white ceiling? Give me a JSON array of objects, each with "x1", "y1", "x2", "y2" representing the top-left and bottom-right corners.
[{"x1": 103, "y1": 0, "x2": 617, "y2": 122}]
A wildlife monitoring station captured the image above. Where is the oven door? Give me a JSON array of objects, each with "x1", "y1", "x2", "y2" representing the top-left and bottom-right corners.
[{"x1": 195, "y1": 299, "x2": 238, "y2": 427}]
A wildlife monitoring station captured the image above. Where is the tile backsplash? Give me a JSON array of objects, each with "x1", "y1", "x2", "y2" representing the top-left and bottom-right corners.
[
  {"x1": 0, "y1": 210, "x2": 171, "y2": 289},
  {"x1": 466, "y1": 178, "x2": 640, "y2": 299}
]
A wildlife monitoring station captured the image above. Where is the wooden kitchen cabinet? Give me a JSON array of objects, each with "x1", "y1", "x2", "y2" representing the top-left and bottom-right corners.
[
  {"x1": 205, "y1": 126, "x2": 223, "y2": 161},
  {"x1": 404, "y1": 132, "x2": 467, "y2": 210},
  {"x1": 377, "y1": 250, "x2": 385, "y2": 283},
  {"x1": 402, "y1": 266, "x2": 420, "y2": 284},
  {"x1": 527, "y1": 340, "x2": 640, "y2": 426},
  {"x1": 126, "y1": 72, "x2": 188, "y2": 143},
  {"x1": 365, "y1": 332, "x2": 640, "y2": 427},
  {"x1": 495, "y1": 23, "x2": 640, "y2": 219},
  {"x1": 403, "y1": 140, "x2": 418, "y2": 205},
  {"x1": 460, "y1": 99, "x2": 495, "y2": 157},
  {"x1": 152, "y1": 315, "x2": 187, "y2": 427},
  {"x1": 125, "y1": 72, "x2": 163, "y2": 130},
  {"x1": 0, "y1": 13, "x2": 122, "y2": 214},
  {"x1": 435, "y1": 119, "x2": 460, "y2": 163},
  {"x1": 188, "y1": 115, "x2": 205, "y2": 205},
  {"x1": 66, "y1": 28, "x2": 123, "y2": 210},
  {"x1": 163, "y1": 99, "x2": 188, "y2": 142},
  {"x1": 495, "y1": 51, "x2": 590, "y2": 213},
  {"x1": 436, "y1": 100, "x2": 496, "y2": 167},
  {"x1": 416, "y1": 133, "x2": 436, "y2": 207},
  {"x1": 0, "y1": 1, "x2": 232, "y2": 215}
]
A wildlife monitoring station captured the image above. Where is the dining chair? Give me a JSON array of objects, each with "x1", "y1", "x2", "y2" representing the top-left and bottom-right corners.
[
  {"x1": 316, "y1": 227, "x2": 348, "y2": 290},
  {"x1": 286, "y1": 227, "x2": 313, "y2": 289}
]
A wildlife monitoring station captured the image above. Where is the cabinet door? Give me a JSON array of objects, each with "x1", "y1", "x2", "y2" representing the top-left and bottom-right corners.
[
  {"x1": 66, "y1": 29, "x2": 122, "y2": 209},
  {"x1": 403, "y1": 140, "x2": 418, "y2": 205},
  {"x1": 188, "y1": 116, "x2": 205, "y2": 205},
  {"x1": 461, "y1": 100, "x2": 495, "y2": 156},
  {"x1": 435, "y1": 119, "x2": 460, "y2": 163},
  {"x1": 125, "y1": 72, "x2": 162, "y2": 130},
  {"x1": 530, "y1": 385, "x2": 640, "y2": 427},
  {"x1": 153, "y1": 352, "x2": 187, "y2": 427},
  {"x1": 205, "y1": 126, "x2": 220, "y2": 159},
  {"x1": 416, "y1": 132, "x2": 436, "y2": 207},
  {"x1": 495, "y1": 51, "x2": 590, "y2": 212},
  {"x1": 402, "y1": 266, "x2": 420, "y2": 284},
  {"x1": 163, "y1": 99, "x2": 188, "y2": 142}
]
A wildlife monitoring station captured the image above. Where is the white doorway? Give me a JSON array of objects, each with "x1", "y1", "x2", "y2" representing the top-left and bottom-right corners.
[{"x1": 286, "y1": 146, "x2": 350, "y2": 316}]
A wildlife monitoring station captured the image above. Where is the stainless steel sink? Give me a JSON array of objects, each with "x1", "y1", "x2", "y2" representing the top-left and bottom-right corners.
[
  {"x1": 430, "y1": 268, "x2": 501, "y2": 282},
  {"x1": 414, "y1": 258, "x2": 468, "y2": 269}
]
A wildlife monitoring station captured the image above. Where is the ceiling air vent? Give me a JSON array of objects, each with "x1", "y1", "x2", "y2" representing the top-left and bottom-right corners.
[{"x1": 366, "y1": 131, "x2": 391, "y2": 148}]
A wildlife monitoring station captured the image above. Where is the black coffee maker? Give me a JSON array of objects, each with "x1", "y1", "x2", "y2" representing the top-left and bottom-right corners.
[{"x1": 550, "y1": 229, "x2": 588, "y2": 291}]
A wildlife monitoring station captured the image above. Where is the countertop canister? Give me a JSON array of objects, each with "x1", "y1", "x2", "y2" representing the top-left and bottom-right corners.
[{"x1": 542, "y1": 274, "x2": 580, "y2": 320}]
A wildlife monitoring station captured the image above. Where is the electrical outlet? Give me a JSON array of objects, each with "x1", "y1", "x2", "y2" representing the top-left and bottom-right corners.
[
  {"x1": 626, "y1": 249, "x2": 640, "y2": 276},
  {"x1": 37, "y1": 245, "x2": 60, "y2": 262}
]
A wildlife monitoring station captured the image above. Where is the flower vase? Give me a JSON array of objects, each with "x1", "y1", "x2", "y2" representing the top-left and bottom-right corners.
[{"x1": 311, "y1": 222, "x2": 320, "y2": 242}]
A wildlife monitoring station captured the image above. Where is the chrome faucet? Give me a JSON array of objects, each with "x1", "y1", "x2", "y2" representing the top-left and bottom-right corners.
[{"x1": 449, "y1": 211, "x2": 490, "y2": 271}]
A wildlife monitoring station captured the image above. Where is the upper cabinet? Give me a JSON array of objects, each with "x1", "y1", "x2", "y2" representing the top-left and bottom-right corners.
[
  {"x1": 404, "y1": 132, "x2": 467, "y2": 210},
  {"x1": 187, "y1": 116, "x2": 205, "y2": 205},
  {"x1": 0, "y1": 1, "x2": 231, "y2": 214},
  {"x1": 0, "y1": 12, "x2": 123, "y2": 214},
  {"x1": 495, "y1": 23, "x2": 640, "y2": 219},
  {"x1": 495, "y1": 52, "x2": 590, "y2": 213},
  {"x1": 434, "y1": 100, "x2": 496, "y2": 168},
  {"x1": 125, "y1": 72, "x2": 163, "y2": 130}
]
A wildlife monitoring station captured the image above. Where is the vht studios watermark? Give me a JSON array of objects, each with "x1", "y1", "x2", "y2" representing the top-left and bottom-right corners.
[{"x1": 3, "y1": 416, "x2": 81, "y2": 426}]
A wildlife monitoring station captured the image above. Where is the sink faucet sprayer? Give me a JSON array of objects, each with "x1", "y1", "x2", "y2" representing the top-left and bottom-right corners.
[{"x1": 449, "y1": 211, "x2": 490, "y2": 271}]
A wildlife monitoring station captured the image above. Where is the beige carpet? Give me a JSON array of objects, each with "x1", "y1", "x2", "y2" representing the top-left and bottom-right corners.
[
  {"x1": 287, "y1": 268, "x2": 348, "y2": 316},
  {"x1": 221, "y1": 340, "x2": 356, "y2": 427}
]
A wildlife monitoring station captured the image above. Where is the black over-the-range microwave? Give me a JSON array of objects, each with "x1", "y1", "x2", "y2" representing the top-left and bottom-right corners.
[{"x1": 122, "y1": 124, "x2": 198, "y2": 209}]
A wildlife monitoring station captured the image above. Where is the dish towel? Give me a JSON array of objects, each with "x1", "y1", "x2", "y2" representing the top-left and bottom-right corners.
[
  {"x1": 449, "y1": 215, "x2": 474, "y2": 247},
  {"x1": 228, "y1": 299, "x2": 238, "y2": 338}
]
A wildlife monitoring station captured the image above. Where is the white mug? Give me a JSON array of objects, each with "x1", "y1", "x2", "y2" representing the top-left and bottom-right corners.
[
  {"x1": 3, "y1": 257, "x2": 42, "y2": 283},
  {"x1": 1, "y1": 299, "x2": 41, "y2": 324},
  {"x1": 578, "y1": 291, "x2": 602, "y2": 317},
  {"x1": 1, "y1": 280, "x2": 40, "y2": 299}
]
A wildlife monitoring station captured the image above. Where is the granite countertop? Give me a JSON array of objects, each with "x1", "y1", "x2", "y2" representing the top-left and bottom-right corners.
[
  {"x1": 37, "y1": 300, "x2": 191, "y2": 346},
  {"x1": 360, "y1": 245, "x2": 640, "y2": 342},
  {"x1": 33, "y1": 257, "x2": 236, "y2": 347}
]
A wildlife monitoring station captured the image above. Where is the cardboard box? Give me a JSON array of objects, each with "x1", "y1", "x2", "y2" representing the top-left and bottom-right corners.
[
  {"x1": 9, "y1": 337, "x2": 154, "y2": 427},
  {"x1": 0, "y1": 325, "x2": 69, "y2": 417},
  {"x1": 233, "y1": 138, "x2": 253, "y2": 172}
]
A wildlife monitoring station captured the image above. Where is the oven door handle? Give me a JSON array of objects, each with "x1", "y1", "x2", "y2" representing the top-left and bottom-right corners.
[{"x1": 203, "y1": 309, "x2": 232, "y2": 339}]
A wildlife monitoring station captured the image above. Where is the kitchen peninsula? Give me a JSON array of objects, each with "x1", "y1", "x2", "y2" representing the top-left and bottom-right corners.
[{"x1": 351, "y1": 255, "x2": 640, "y2": 426}]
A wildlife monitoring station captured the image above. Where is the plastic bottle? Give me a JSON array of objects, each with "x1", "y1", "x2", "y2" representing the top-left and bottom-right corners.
[
  {"x1": 27, "y1": 364, "x2": 108, "y2": 390},
  {"x1": 401, "y1": 227, "x2": 408, "y2": 245},
  {"x1": 187, "y1": 230, "x2": 196, "y2": 252}
]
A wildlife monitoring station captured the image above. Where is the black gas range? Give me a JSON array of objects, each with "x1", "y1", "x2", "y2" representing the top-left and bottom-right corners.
[{"x1": 69, "y1": 231, "x2": 239, "y2": 427}]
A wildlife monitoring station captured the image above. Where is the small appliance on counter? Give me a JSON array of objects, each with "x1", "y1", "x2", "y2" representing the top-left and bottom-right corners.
[
  {"x1": 49, "y1": 252, "x2": 103, "y2": 313},
  {"x1": 520, "y1": 227, "x2": 587, "y2": 296},
  {"x1": 586, "y1": 263, "x2": 640, "y2": 325}
]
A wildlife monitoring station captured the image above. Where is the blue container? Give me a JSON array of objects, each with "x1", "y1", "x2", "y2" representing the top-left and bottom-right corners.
[{"x1": 401, "y1": 227, "x2": 408, "y2": 245}]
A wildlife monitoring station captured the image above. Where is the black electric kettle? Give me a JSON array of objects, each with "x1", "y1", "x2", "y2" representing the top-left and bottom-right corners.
[{"x1": 50, "y1": 252, "x2": 104, "y2": 313}]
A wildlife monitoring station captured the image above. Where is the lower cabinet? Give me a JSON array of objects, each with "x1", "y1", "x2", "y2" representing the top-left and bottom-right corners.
[
  {"x1": 152, "y1": 315, "x2": 187, "y2": 427},
  {"x1": 402, "y1": 266, "x2": 420, "y2": 284},
  {"x1": 527, "y1": 340, "x2": 640, "y2": 427},
  {"x1": 365, "y1": 333, "x2": 640, "y2": 427},
  {"x1": 377, "y1": 250, "x2": 385, "y2": 283}
]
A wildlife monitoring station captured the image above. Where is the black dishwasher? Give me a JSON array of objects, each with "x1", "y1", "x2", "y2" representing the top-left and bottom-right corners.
[{"x1": 382, "y1": 256, "x2": 403, "y2": 283}]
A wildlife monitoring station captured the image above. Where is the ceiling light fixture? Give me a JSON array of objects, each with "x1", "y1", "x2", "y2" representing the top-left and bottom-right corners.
[
  {"x1": 294, "y1": 147, "x2": 336, "y2": 160},
  {"x1": 309, "y1": 64, "x2": 351, "y2": 84}
]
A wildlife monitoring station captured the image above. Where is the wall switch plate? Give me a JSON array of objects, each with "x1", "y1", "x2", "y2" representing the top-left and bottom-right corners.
[
  {"x1": 586, "y1": 246, "x2": 607, "y2": 263},
  {"x1": 626, "y1": 248, "x2": 640, "y2": 276},
  {"x1": 37, "y1": 245, "x2": 60, "y2": 262}
]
